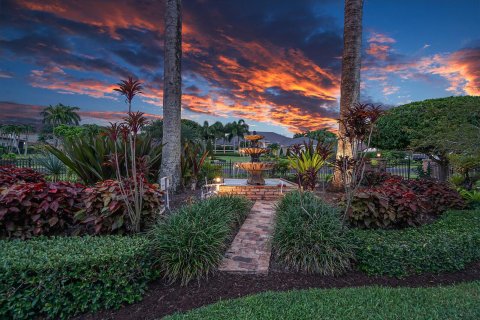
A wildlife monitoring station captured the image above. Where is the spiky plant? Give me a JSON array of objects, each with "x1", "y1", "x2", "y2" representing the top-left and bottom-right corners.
[{"x1": 113, "y1": 76, "x2": 143, "y2": 113}]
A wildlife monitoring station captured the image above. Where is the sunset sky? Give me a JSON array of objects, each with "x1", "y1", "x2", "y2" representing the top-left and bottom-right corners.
[{"x1": 0, "y1": 0, "x2": 479, "y2": 135}]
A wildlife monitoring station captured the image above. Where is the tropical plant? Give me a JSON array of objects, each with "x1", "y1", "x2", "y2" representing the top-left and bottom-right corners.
[
  {"x1": 273, "y1": 191, "x2": 355, "y2": 275},
  {"x1": 0, "y1": 181, "x2": 84, "y2": 239},
  {"x1": 160, "y1": 0, "x2": 183, "y2": 190},
  {"x1": 0, "y1": 124, "x2": 23, "y2": 154},
  {"x1": 332, "y1": 0, "x2": 364, "y2": 189},
  {"x1": 448, "y1": 153, "x2": 480, "y2": 189},
  {"x1": 288, "y1": 141, "x2": 332, "y2": 190},
  {"x1": 225, "y1": 119, "x2": 249, "y2": 151},
  {"x1": 180, "y1": 142, "x2": 209, "y2": 190},
  {"x1": 113, "y1": 76, "x2": 143, "y2": 113},
  {"x1": 459, "y1": 189, "x2": 480, "y2": 207},
  {"x1": 46, "y1": 130, "x2": 162, "y2": 185},
  {"x1": 1, "y1": 152, "x2": 16, "y2": 160},
  {"x1": 0, "y1": 166, "x2": 45, "y2": 188},
  {"x1": 41, "y1": 103, "x2": 81, "y2": 127},
  {"x1": 335, "y1": 103, "x2": 383, "y2": 218},
  {"x1": 36, "y1": 153, "x2": 65, "y2": 182},
  {"x1": 76, "y1": 178, "x2": 163, "y2": 235}
]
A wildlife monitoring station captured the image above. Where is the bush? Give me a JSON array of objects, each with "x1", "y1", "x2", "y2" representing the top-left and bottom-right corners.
[
  {"x1": 150, "y1": 195, "x2": 251, "y2": 285},
  {"x1": 0, "y1": 181, "x2": 84, "y2": 239},
  {"x1": 459, "y1": 189, "x2": 480, "y2": 208},
  {"x1": 349, "y1": 176, "x2": 465, "y2": 229},
  {"x1": 0, "y1": 166, "x2": 45, "y2": 187},
  {"x1": 76, "y1": 179, "x2": 163, "y2": 235},
  {"x1": 354, "y1": 209, "x2": 480, "y2": 276},
  {"x1": 272, "y1": 191, "x2": 355, "y2": 275},
  {"x1": 0, "y1": 235, "x2": 157, "y2": 319}
]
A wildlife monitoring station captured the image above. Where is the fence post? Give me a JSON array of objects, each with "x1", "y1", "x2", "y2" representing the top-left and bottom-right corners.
[
  {"x1": 229, "y1": 160, "x2": 232, "y2": 177},
  {"x1": 407, "y1": 157, "x2": 411, "y2": 180}
]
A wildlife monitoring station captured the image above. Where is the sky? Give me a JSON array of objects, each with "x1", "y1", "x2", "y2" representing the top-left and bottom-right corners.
[{"x1": 0, "y1": 0, "x2": 479, "y2": 136}]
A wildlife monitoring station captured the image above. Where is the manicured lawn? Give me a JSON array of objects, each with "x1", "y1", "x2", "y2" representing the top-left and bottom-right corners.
[
  {"x1": 214, "y1": 155, "x2": 250, "y2": 162},
  {"x1": 167, "y1": 282, "x2": 480, "y2": 320}
]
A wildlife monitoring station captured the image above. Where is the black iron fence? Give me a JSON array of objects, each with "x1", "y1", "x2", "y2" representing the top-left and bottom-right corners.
[
  {"x1": 214, "y1": 158, "x2": 425, "y2": 181},
  {"x1": 0, "y1": 158, "x2": 70, "y2": 181}
]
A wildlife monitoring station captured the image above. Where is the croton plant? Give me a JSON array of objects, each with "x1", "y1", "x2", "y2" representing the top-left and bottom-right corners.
[{"x1": 349, "y1": 173, "x2": 465, "y2": 229}]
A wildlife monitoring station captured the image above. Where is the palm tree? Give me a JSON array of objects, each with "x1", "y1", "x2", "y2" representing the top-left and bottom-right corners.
[
  {"x1": 210, "y1": 121, "x2": 224, "y2": 153},
  {"x1": 332, "y1": 0, "x2": 364, "y2": 188},
  {"x1": 41, "y1": 103, "x2": 81, "y2": 127},
  {"x1": 0, "y1": 124, "x2": 22, "y2": 154},
  {"x1": 113, "y1": 76, "x2": 143, "y2": 113},
  {"x1": 22, "y1": 124, "x2": 34, "y2": 156},
  {"x1": 160, "y1": 0, "x2": 183, "y2": 190},
  {"x1": 226, "y1": 120, "x2": 249, "y2": 152},
  {"x1": 200, "y1": 121, "x2": 213, "y2": 147}
]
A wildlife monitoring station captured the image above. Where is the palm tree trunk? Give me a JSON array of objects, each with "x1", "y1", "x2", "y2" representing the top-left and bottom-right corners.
[
  {"x1": 160, "y1": 0, "x2": 183, "y2": 190},
  {"x1": 332, "y1": 0, "x2": 364, "y2": 189}
]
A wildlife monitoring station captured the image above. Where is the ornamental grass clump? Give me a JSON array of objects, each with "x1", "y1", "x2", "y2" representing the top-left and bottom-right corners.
[
  {"x1": 150, "y1": 195, "x2": 251, "y2": 285},
  {"x1": 272, "y1": 191, "x2": 355, "y2": 275}
]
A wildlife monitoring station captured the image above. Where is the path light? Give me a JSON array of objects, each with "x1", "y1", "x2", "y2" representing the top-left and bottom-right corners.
[
  {"x1": 376, "y1": 152, "x2": 382, "y2": 158},
  {"x1": 214, "y1": 177, "x2": 224, "y2": 184}
]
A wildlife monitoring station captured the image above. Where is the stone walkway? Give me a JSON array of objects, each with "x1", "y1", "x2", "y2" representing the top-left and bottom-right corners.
[{"x1": 219, "y1": 200, "x2": 276, "y2": 274}]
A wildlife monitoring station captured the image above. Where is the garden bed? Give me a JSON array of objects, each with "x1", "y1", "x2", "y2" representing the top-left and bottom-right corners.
[{"x1": 77, "y1": 261, "x2": 480, "y2": 320}]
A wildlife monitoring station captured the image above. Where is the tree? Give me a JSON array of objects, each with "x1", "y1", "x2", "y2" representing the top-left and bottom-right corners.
[
  {"x1": 333, "y1": 0, "x2": 364, "y2": 189},
  {"x1": 41, "y1": 103, "x2": 81, "y2": 127},
  {"x1": 294, "y1": 129, "x2": 337, "y2": 144},
  {"x1": 210, "y1": 121, "x2": 225, "y2": 153},
  {"x1": 22, "y1": 124, "x2": 34, "y2": 156},
  {"x1": 200, "y1": 120, "x2": 214, "y2": 147},
  {"x1": 225, "y1": 119, "x2": 249, "y2": 152},
  {"x1": 113, "y1": 76, "x2": 143, "y2": 113},
  {"x1": 145, "y1": 119, "x2": 201, "y2": 143},
  {"x1": 160, "y1": 0, "x2": 183, "y2": 190},
  {"x1": 0, "y1": 124, "x2": 23, "y2": 154},
  {"x1": 372, "y1": 96, "x2": 480, "y2": 181}
]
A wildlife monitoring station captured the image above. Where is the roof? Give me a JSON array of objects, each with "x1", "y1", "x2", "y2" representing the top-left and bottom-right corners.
[{"x1": 215, "y1": 131, "x2": 318, "y2": 147}]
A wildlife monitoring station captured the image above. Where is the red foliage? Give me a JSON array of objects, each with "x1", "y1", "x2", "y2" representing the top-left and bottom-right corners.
[
  {"x1": 77, "y1": 178, "x2": 163, "y2": 235},
  {"x1": 0, "y1": 166, "x2": 45, "y2": 188},
  {"x1": 349, "y1": 175, "x2": 465, "y2": 229},
  {"x1": 0, "y1": 181, "x2": 84, "y2": 238}
]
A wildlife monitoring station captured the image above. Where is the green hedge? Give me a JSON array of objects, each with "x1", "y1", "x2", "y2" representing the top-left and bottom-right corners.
[
  {"x1": 150, "y1": 195, "x2": 251, "y2": 285},
  {"x1": 0, "y1": 235, "x2": 157, "y2": 319},
  {"x1": 354, "y1": 209, "x2": 480, "y2": 277}
]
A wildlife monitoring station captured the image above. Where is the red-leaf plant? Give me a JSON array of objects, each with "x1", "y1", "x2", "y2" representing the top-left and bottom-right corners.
[
  {"x1": 78, "y1": 179, "x2": 163, "y2": 235},
  {"x1": 336, "y1": 103, "x2": 384, "y2": 219},
  {"x1": 0, "y1": 166, "x2": 45, "y2": 188},
  {"x1": 0, "y1": 181, "x2": 84, "y2": 238},
  {"x1": 104, "y1": 112, "x2": 158, "y2": 233}
]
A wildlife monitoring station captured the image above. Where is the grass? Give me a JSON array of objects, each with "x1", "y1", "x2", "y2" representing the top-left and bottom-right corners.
[
  {"x1": 214, "y1": 155, "x2": 250, "y2": 162},
  {"x1": 167, "y1": 282, "x2": 480, "y2": 320}
]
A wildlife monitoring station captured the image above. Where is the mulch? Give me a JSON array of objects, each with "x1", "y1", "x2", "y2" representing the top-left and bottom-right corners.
[{"x1": 77, "y1": 261, "x2": 480, "y2": 320}]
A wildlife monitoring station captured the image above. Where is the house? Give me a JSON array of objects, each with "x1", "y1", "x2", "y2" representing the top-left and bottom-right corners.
[{"x1": 214, "y1": 131, "x2": 318, "y2": 155}]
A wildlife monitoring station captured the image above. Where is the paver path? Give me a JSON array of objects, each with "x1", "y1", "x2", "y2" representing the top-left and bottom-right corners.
[{"x1": 219, "y1": 200, "x2": 276, "y2": 274}]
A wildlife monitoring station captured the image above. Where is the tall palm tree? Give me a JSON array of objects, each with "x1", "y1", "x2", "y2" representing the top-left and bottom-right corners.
[
  {"x1": 113, "y1": 76, "x2": 143, "y2": 113},
  {"x1": 22, "y1": 124, "x2": 34, "y2": 156},
  {"x1": 210, "y1": 121, "x2": 224, "y2": 153},
  {"x1": 41, "y1": 103, "x2": 81, "y2": 127},
  {"x1": 200, "y1": 120, "x2": 213, "y2": 147},
  {"x1": 226, "y1": 120, "x2": 249, "y2": 152},
  {"x1": 160, "y1": 0, "x2": 183, "y2": 190},
  {"x1": 332, "y1": 0, "x2": 364, "y2": 188}
]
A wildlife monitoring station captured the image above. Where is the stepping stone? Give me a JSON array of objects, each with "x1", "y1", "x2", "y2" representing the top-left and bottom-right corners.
[{"x1": 219, "y1": 200, "x2": 277, "y2": 274}]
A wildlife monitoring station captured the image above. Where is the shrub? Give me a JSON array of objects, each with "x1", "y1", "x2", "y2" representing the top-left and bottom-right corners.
[
  {"x1": 0, "y1": 235, "x2": 157, "y2": 319},
  {"x1": 354, "y1": 209, "x2": 480, "y2": 277},
  {"x1": 361, "y1": 170, "x2": 391, "y2": 187},
  {"x1": 0, "y1": 166, "x2": 45, "y2": 187},
  {"x1": 459, "y1": 189, "x2": 480, "y2": 208},
  {"x1": 349, "y1": 176, "x2": 465, "y2": 229},
  {"x1": 150, "y1": 195, "x2": 251, "y2": 285},
  {"x1": 0, "y1": 181, "x2": 84, "y2": 239},
  {"x1": 272, "y1": 191, "x2": 355, "y2": 275},
  {"x1": 76, "y1": 178, "x2": 164, "y2": 235}
]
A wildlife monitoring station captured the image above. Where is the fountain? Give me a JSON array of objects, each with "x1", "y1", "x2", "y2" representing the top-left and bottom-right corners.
[
  {"x1": 236, "y1": 133, "x2": 275, "y2": 185},
  {"x1": 216, "y1": 132, "x2": 297, "y2": 200}
]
